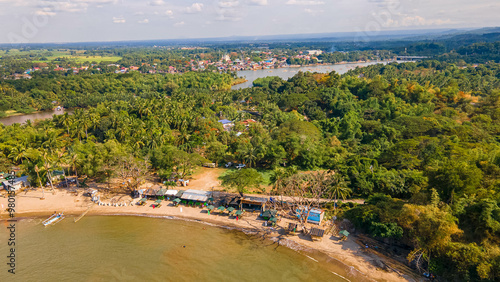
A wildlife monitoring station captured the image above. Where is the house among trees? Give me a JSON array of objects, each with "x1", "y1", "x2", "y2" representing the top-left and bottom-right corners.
[
  {"x1": 218, "y1": 119, "x2": 234, "y2": 131},
  {"x1": 2, "y1": 175, "x2": 29, "y2": 192}
]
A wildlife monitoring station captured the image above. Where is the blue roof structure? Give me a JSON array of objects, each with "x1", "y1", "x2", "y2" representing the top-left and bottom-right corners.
[{"x1": 218, "y1": 119, "x2": 233, "y2": 124}]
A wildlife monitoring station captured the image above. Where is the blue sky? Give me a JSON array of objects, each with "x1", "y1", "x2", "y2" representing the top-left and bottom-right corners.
[{"x1": 0, "y1": 0, "x2": 498, "y2": 43}]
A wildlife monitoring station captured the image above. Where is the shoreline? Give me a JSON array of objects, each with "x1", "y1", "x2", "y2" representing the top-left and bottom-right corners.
[
  {"x1": 241, "y1": 59, "x2": 396, "y2": 72},
  {"x1": 1, "y1": 190, "x2": 420, "y2": 282}
]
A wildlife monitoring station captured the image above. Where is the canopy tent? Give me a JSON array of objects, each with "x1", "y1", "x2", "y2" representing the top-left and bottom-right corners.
[
  {"x1": 140, "y1": 198, "x2": 147, "y2": 202},
  {"x1": 173, "y1": 198, "x2": 181, "y2": 203},
  {"x1": 217, "y1": 206, "x2": 226, "y2": 211},
  {"x1": 234, "y1": 210, "x2": 243, "y2": 216},
  {"x1": 155, "y1": 199, "x2": 162, "y2": 204},
  {"x1": 227, "y1": 207, "x2": 235, "y2": 213},
  {"x1": 261, "y1": 210, "x2": 277, "y2": 220},
  {"x1": 339, "y1": 230, "x2": 350, "y2": 237},
  {"x1": 207, "y1": 205, "x2": 215, "y2": 211},
  {"x1": 268, "y1": 217, "x2": 277, "y2": 223}
]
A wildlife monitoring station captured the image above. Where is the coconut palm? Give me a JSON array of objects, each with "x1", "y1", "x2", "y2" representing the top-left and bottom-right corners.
[
  {"x1": 329, "y1": 174, "x2": 351, "y2": 212},
  {"x1": 34, "y1": 165, "x2": 45, "y2": 199}
]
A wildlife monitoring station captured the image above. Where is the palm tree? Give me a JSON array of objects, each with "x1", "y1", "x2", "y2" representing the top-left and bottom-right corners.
[
  {"x1": 329, "y1": 174, "x2": 351, "y2": 212},
  {"x1": 42, "y1": 151, "x2": 55, "y2": 194},
  {"x1": 69, "y1": 153, "x2": 80, "y2": 187},
  {"x1": 34, "y1": 165, "x2": 45, "y2": 199},
  {"x1": 61, "y1": 112, "x2": 72, "y2": 136}
]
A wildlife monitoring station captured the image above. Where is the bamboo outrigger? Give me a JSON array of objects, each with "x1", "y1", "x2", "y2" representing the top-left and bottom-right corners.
[{"x1": 43, "y1": 212, "x2": 65, "y2": 226}]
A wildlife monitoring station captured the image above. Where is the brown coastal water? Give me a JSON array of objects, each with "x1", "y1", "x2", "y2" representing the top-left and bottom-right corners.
[{"x1": 0, "y1": 216, "x2": 367, "y2": 282}]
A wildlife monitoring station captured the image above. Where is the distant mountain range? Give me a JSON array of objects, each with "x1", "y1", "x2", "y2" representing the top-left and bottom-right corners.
[{"x1": 1, "y1": 27, "x2": 499, "y2": 48}]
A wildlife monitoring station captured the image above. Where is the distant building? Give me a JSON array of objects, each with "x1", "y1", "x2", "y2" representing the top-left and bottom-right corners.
[{"x1": 306, "y1": 50, "x2": 323, "y2": 56}]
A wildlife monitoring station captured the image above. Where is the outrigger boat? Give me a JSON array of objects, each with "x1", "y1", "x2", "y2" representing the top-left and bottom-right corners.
[{"x1": 42, "y1": 212, "x2": 65, "y2": 226}]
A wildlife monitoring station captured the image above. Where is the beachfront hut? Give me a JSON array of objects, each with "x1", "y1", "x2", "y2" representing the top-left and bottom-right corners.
[
  {"x1": 144, "y1": 188, "x2": 159, "y2": 199},
  {"x1": 240, "y1": 196, "x2": 267, "y2": 212},
  {"x1": 310, "y1": 227, "x2": 325, "y2": 241},
  {"x1": 175, "y1": 190, "x2": 185, "y2": 198},
  {"x1": 2, "y1": 175, "x2": 29, "y2": 192},
  {"x1": 165, "y1": 189, "x2": 179, "y2": 200},
  {"x1": 296, "y1": 207, "x2": 325, "y2": 225},
  {"x1": 180, "y1": 189, "x2": 210, "y2": 204},
  {"x1": 156, "y1": 189, "x2": 167, "y2": 199}
]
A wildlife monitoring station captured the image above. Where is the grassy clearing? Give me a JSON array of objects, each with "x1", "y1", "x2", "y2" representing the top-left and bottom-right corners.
[{"x1": 0, "y1": 49, "x2": 121, "y2": 63}]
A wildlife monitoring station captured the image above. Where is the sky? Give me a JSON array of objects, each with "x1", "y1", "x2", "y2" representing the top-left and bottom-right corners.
[{"x1": 0, "y1": 0, "x2": 498, "y2": 44}]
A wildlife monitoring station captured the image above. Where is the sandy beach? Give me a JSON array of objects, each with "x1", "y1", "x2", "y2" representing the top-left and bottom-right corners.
[{"x1": 0, "y1": 187, "x2": 421, "y2": 282}]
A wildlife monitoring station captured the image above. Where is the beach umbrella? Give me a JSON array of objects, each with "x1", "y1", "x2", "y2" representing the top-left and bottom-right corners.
[{"x1": 339, "y1": 230, "x2": 350, "y2": 237}]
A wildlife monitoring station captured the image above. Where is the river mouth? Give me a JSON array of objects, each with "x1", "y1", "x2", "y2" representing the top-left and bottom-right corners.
[{"x1": 0, "y1": 215, "x2": 369, "y2": 281}]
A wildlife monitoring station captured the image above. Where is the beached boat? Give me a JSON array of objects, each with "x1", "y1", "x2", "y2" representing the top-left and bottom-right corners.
[{"x1": 42, "y1": 212, "x2": 65, "y2": 226}]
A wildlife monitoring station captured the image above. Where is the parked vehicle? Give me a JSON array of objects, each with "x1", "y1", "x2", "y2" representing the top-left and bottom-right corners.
[
  {"x1": 225, "y1": 162, "x2": 233, "y2": 168},
  {"x1": 236, "y1": 164, "x2": 246, "y2": 169}
]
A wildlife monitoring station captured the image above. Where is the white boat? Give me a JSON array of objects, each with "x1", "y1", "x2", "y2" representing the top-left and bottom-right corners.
[{"x1": 42, "y1": 212, "x2": 65, "y2": 226}]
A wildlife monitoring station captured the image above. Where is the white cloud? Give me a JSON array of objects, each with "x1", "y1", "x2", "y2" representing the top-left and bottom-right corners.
[
  {"x1": 33, "y1": 0, "x2": 118, "y2": 16},
  {"x1": 247, "y1": 0, "x2": 268, "y2": 5},
  {"x1": 215, "y1": 9, "x2": 242, "y2": 21},
  {"x1": 185, "y1": 3, "x2": 203, "y2": 13},
  {"x1": 35, "y1": 8, "x2": 56, "y2": 16},
  {"x1": 382, "y1": 15, "x2": 452, "y2": 27},
  {"x1": 149, "y1": 0, "x2": 165, "y2": 6},
  {"x1": 165, "y1": 9, "x2": 173, "y2": 17},
  {"x1": 113, "y1": 16, "x2": 125, "y2": 23},
  {"x1": 138, "y1": 19, "x2": 149, "y2": 24},
  {"x1": 286, "y1": 0, "x2": 324, "y2": 5},
  {"x1": 174, "y1": 21, "x2": 185, "y2": 26},
  {"x1": 219, "y1": 1, "x2": 239, "y2": 8}
]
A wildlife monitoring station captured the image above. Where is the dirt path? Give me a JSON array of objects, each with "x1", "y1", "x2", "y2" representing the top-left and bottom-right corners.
[{"x1": 186, "y1": 167, "x2": 225, "y2": 191}]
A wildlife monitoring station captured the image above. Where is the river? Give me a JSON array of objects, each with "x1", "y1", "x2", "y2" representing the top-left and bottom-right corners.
[
  {"x1": 0, "y1": 216, "x2": 368, "y2": 281},
  {"x1": 0, "y1": 108, "x2": 70, "y2": 127},
  {"x1": 0, "y1": 61, "x2": 396, "y2": 126},
  {"x1": 231, "y1": 61, "x2": 397, "y2": 90}
]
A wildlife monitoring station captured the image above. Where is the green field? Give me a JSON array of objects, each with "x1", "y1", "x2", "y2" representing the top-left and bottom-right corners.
[{"x1": 0, "y1": 49, "x2": 121, "y2": 63}]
